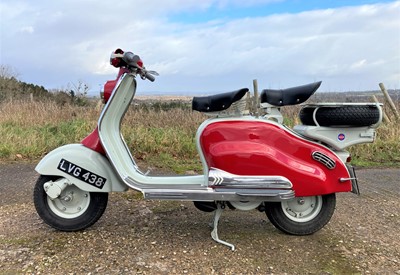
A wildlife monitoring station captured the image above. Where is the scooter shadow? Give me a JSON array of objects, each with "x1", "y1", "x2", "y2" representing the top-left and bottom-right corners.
[{"x1": 99, "y1": 192, "x2": 287, "y2": 249}]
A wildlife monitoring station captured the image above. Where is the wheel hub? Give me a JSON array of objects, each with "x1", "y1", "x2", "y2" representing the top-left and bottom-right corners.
[
  {"x1": 281, "y1": 196, "x2": 322, "y2": 223},
  {"x1": 61, "y1": 192, "x2": 73, "y2": 202},
  {"x1": 47, "y1": 185, "x2": 90, "y2": 219},
  {"x1": 297, "y1": 198, "x2": 305, "y2": 205}
]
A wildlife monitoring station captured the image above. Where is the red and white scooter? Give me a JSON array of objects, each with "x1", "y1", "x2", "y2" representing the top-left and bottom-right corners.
[{"x1": 33, "y1": 50, "x2": 382, "y2": 250}]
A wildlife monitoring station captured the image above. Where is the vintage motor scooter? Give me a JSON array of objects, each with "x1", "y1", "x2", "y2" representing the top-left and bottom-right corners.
[{"x1": 33, "y1": 50, "x2": 383, "y2": 250}]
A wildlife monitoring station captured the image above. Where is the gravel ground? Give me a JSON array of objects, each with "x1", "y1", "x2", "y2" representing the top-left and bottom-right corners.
[{"x1": 0, "y1": 163, "x2": 399, "y2": 274}]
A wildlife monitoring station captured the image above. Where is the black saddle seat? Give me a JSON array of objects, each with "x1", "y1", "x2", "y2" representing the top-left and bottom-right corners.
[
  {"x1": 260, "y1": 81, "x2": 322, "y2": 106},
  {"x1": 192, "y1": 88, "x2": 249, "y2": 112}
]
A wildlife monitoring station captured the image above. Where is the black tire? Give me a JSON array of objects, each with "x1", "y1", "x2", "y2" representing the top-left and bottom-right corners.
[
  {"x1": 33, "y1": 175, "x2": 108, "y2": 231},
  {"x1": 299, "y1": 106, "x2": 380, "y2": 127},
  {"x1": 265, "y1": 194, "x2": 336, "y2": 235}
]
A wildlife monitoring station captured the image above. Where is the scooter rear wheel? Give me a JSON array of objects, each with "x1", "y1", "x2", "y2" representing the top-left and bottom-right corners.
[
  {"x1": 33, "y1": 175, "x2": 108, "y2": 231},
  {"x1": 264, "y1": 194, "x2": 336, "y2": 235}
]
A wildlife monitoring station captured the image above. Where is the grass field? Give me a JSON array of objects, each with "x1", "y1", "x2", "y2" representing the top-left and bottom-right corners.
[{"x1": 0, "y1": 94, "x2": 399, "y2": 172}]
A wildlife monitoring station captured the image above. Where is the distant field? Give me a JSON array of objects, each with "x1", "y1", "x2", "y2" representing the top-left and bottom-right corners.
[{"x1": 0, "y1": 92, "x2": 399, "y2": 171}]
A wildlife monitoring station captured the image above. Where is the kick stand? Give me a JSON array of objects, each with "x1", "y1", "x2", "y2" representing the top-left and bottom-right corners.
[{"x1": 211, "y1": 202, "x2": 235, "y2": 251}]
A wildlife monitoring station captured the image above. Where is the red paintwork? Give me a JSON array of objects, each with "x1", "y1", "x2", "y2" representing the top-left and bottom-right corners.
[
  {"x1": 103, "y1": 80, "x2": 117, "y2": 103},
  {"x1": 200, "y1": 120, "x2": 351, "y2": 196},
  {"x1": 81, "y1": 126, "x2": 105, "y2": 155},
  {"x1": 103, "y1": 67, "x2": 130, "y2": 103}
]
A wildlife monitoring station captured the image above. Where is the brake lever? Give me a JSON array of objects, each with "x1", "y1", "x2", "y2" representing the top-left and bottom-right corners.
[
  {"x1": 139, "y1": 69, "x2": 158, "y2": 82},
  {"x1": 146, "y1": 70, "x2": 159, "y2": 76}
]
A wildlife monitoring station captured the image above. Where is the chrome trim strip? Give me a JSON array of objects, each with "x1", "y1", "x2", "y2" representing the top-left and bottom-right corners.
[
  {"x1": 208, "y1": 167, "x2": 292, "y2": 189},
  {"x1": 143, "y1": 188, "x2": 295, "y2": 202},
  {"x1": 339, "y1": 177, "x2": 357, "y2": 183},
  {"x1": 124, "y1": 176, "x2": 206, "y2": 190}
]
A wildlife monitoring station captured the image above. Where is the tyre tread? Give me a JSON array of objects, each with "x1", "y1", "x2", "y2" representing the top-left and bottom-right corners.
[
  {"x1": 265, "y1": 194, "x2": 336, "y2": 235},
  {"x1": 299, "y1": 106, "x2": 380, "y2": 127},
  {"x1": 33, "y1": 175, "x2": 108, "y2": 231}
]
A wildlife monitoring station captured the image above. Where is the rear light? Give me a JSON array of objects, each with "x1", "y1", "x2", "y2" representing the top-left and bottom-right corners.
[{"x1": 346, "y1": 155, "x2": 352, "y2": 163}]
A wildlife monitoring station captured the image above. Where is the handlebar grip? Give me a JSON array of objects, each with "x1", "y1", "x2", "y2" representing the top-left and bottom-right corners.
[
  {"x1": 123, "y1": 52, "x2": 140, "y2": 65},
  {"x1": 145, "y1": 71, "x2": 155, "y2": 82}
]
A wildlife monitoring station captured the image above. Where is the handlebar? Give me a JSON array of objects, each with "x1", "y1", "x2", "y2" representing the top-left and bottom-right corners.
[
  {"x1": 122, "y1": 52, "x2": 141, "y2": 66},
  {"x1": 143, "y1": 71, "x2": 155, "y2": 82},
  {"x1": 121, "y1": 52, "x2": 157, "y2": 82}
]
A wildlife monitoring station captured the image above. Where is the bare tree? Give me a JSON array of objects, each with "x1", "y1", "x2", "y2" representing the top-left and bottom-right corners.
[
  {"x1": 67, "y1": 79, "x2": 90, "y2": 105},
  {"x1": 68, "y1": 79, "x2": 90, "y2": 97},
  {"x1": 0, "y1": 64, "x2": 20, "y2": 79}
]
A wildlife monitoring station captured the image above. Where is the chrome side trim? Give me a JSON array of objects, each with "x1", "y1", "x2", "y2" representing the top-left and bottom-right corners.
[
  {"x1": 208, "y1": 167, "x2": 292, "y2": 189},
  {"x1": 124, "y1": 176, "x2": 206, "y2": 190},
  {"x1": 143, "y1": 187, "x2": 295, "y2": 202},
  {"x1": 141, "y1": 167, "x2": 295, "y2": 202}
]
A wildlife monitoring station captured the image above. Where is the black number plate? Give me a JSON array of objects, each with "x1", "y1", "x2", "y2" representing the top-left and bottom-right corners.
[{"x1": 57, "y1": 158, "x2": 107, "y2": 189}]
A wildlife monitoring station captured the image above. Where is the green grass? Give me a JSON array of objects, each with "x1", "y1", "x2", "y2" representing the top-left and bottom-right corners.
[
  {"x1": 0, "y1": 118, "x2": 93, "y2": 159},
  {"x1": 0, "y1": 99, "x2": 205, "y2": 173},
  {"x1": 0, "y1": 98, "x2": 399, "y2": 171},
  {"x1": 350, "y1": 140, "x2": 400, "y2": 167}
]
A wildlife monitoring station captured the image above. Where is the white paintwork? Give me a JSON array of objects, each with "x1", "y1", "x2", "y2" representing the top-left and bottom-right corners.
[
  {"x1": 98, "y1": 73, "x2": 205, "y2": 190},
  {"x1": 293, "y1": 125, "x2": 377, "y2": 151},
  {"x1": 260, "y1": 102, "x2": 284, "y2": 123},
  {"x1": 43, "y1": 178, "x2": 68, "y2": 199},
  {"x1": 35, "y1": 144, "x2": 127, "y2": 192}
]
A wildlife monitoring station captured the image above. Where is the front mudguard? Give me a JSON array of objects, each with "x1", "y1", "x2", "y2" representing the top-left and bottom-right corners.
[{"x1": 35, "y1": 144, "x2": 127, "y2": 192}]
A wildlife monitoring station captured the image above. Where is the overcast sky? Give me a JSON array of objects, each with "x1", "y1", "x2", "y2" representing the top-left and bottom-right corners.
[{"x1": 1, "y1": 0, "x2": 399, "y2": 95}]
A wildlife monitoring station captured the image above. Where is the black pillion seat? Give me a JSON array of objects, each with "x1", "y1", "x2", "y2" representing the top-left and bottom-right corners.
[
  {"x1": 260, "y1": 81, "x2": 322, "y2": 106},
  {"x1": 192, "y1": 88, "x2": 249, "y2": 113}
]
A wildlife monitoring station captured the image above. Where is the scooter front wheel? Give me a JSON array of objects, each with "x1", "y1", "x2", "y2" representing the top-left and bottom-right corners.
[
  {"x1": 264, "y1": 194, "x2": 336, "y2": 235},
  {"x1": 33, "y1": 175, "x2": 108, "y2": 231}
]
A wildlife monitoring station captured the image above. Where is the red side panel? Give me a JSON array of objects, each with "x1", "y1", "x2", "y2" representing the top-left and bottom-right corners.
[
  {"x1": 200, "y1": 120, "x2": 351, "y2": 196},
  {"x1": 81, "y1": 126, "x2": 105, "y2": 155}
]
